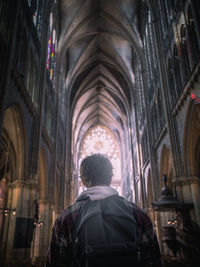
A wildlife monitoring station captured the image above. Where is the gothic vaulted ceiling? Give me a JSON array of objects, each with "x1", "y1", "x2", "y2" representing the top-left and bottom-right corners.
[{"x1": 57, "y1": 0, "x2": 142, "y2": 155}]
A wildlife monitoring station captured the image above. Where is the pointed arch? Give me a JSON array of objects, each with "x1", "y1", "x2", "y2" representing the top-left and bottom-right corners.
[
  {"x1": 0, "y1": 105, "x2": 28, "y2": 255},
  {"x1": 184, "y1": 102, "x2": 200, "y2": 177},
  {"x1": 2, "y1": 105, "x2": 28, "y2": 180}
]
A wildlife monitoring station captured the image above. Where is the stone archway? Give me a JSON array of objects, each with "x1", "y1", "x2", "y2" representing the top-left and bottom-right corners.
[
  {"x1": 184, "y1": 104, "x2": 200, "y2": 177},
  {"x1": 0, "y1": 106, "x2": 27, "y2": 266},
  {"x1": 1, "y1": 106, "x2": 27, "y2": 180},
  {"x1": 196, "y1": 139, "x2": 200, "y2": 178},
  {"x1": 183, "y1": 103, "x2": 200, "y2": 224}
]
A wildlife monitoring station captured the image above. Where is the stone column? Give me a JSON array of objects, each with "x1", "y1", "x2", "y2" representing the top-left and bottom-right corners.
[
  {"x1": 175, "y1": 177, "x2": 200, "y2": 225},
  {"x1": 32, "y1": 198, "x2": 54, "y2": 266},
  {"x1": 190, "y1": 177, "x2": 200, "y2": 225},
  {"x1": 1, "y1": 179, "x2": 37, "y2": 267}
]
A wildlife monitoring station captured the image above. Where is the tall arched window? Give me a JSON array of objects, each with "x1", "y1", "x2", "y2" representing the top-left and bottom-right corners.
[
  {"x1": 158, "y1": 0, "x2": 168, "y2": 34},
  {"x1": 173, "y1": 45, "x2": 182, "y2": 95},
  {"x1": 141, "y1": 129, "x2": 148, "y2": 163},
  {"x1": 26, "y1": 50, "x2": 38, "y2": 108},
  {"x1": 151, "y1": 100, "x2": 158, "y2": 141},
  {"x1": 167, "y1": 59, "x2": 176, "y2": 107},
  {"x1": 187, "y1": 5, "x2": 200, "y2": 67},
  {"x1": 33, "y1": 0, "x2": 44, "y2": 38},
  {"x1": 28, "y1": 0, "x2": 44, "y2": 38},
  {"x1": 180, "y1": 24, "x2": 191, "y2": 80},
  {"x1": 157, "y1": 89, "x2": 165, "y2": 129},
  {"x1": 135, "y1": 65, "x2": 145, "y2": 129},
  {"x1": 46, "y1": 12, "x2": 57, "y2": 84},
  {"x1": 143, "y1": 11, "x2": 158, "y2": 98},
  {"x1": 14, "y1": 24, "x2": 27, "y2": 76},
  {"x1": 143, "y1": 36, "x2": 150, "y2": 88}
]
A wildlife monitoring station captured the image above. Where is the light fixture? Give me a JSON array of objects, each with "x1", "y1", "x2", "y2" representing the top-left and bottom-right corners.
[
  {"x1": 37, "y1": 221, "x2": 44, "y2": 227},
  {"x1": 168, "y1": 219, "x2": 172, "y2": 225},
  {"x1": 0, "y1": 208, "x2": 16, "y2": 215}
]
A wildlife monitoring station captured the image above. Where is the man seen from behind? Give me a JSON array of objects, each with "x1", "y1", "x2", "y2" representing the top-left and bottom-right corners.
[{"x1": 46, "y1": 153, "x2": 163, "y2": 267}]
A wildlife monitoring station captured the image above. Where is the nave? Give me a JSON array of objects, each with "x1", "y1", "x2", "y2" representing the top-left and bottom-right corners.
[{"x1": 0, "y1": 0, "x2": 200, "y2": 266}]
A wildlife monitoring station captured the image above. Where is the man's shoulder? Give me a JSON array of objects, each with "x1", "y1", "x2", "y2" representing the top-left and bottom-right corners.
[
  {"x1": 55, "y1": 200, "x2": 85, "y2": 229},
  {"x1": 57, "y1": 196, "x2": 151, "y2": 228},
  {"x1": 117, "y1": 196, "x2": 152, "y2": 226},
  {"x1": 61, "y1": 200, "x2": 86, "y2": 219}
]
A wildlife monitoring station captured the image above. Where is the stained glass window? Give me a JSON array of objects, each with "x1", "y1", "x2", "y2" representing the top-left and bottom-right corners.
[
  {"x1": 79, "y1": 126, "x2": 121, "y2": 194},
  {"x1": 46, "y1": 13, "x2": 57, "y2": 83},
  {"x1": 28, "y1": 0, "x2": 44, "y2": 38}
]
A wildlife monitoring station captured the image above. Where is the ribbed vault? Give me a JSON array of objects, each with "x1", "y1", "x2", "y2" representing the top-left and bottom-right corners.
[{"x1": 57, "y1": 0, "x2": 142, "y2": 188}]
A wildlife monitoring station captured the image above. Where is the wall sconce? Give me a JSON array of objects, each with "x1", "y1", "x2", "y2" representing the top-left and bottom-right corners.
[
  {"x1": 167, "y1": 218, "x2": 177, "y2": 225},
  {"x1": 34, "y1": 219, "x2": 44, "y2": 227},
  {"x1": 0, "y1": 208, "x2": 16, "y2": 216},
  {"x1": 12, "y1": 209, "x2": 16, "y2": 215},
  {"x1": 37, "y1": 221, "x2": 44, "y2": 227},
  {"x1": 33, "y1": 200, "x2": 45, "y2": 227}
]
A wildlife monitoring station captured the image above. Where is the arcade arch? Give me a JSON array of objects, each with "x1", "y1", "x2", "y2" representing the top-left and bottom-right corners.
[{"x1": 0, "y1": 106, "x2": 27, "y2": 261}]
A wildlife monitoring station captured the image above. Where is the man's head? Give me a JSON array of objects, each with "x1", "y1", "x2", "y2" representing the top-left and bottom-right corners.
[{"x1": 80, "y1": 154, "x2": 113, "y2": 187}]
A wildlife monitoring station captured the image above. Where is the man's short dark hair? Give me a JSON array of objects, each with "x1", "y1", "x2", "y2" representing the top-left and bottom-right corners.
[{"x1": 80, "y1": 154, "x2": 113, "y2": 186}]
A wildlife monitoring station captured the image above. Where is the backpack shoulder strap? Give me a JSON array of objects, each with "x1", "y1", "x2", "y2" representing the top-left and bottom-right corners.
[{"x1": 72, "y1": 198, "x2": 91, "y2": 245}]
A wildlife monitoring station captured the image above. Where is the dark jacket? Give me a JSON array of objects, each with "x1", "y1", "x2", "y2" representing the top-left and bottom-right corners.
[{"x1": 46, "y1": 189, "x2": 163, "y2": 267}]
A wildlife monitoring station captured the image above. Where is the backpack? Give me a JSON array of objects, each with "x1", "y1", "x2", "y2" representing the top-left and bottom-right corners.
[{"x1": 71, "y1": 194, "x2": 142, "y2": 267}]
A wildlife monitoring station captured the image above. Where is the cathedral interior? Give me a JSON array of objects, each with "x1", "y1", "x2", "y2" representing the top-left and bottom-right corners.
[{"x1": 0, "y1": 0, "x2": 200, "y2": 266}]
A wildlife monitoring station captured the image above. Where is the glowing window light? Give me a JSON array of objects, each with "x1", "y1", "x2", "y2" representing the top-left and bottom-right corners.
[
  {"x1": 79, "y1": 126, "x2": 121, "y2": 194},
  {"x1": 50, "y1": 13, "x2": 53, "y2": 31},
  {"x1": 53, "y1": 29, "x2": 56, "y2": 44},
  {"x1": 46, "y1": 15, "x2": 57, "y2": 82}
]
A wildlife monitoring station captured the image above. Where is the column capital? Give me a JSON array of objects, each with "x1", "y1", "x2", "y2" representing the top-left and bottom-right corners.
[
  {"x1": 173, "y1": 176, "x2": 200, "y2": 186},
  {"x1": 8, "y1": 179, "x2": 38, "y2": 189}
]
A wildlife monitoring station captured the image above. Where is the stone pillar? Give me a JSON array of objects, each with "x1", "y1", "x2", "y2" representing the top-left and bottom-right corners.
[
  {"x1": 174, "y1": 179, "x2": 183, "y2": 202},
  {"x1": 175, "y1": 177, "x2": 200, "y2": 225},
  {"x1": 32, "y1": 198, "x2": 54, "y2": 266},
  {"x1": 190, "y1": 177, "x2": 200, "y2": 225},
  {"x1": 155, "y1": 212, "x2": 163, "y2": 251},
  {"x1": 181, "y1": 179, "x2": 193, "y2": 203},
  {"x1": 0, "y1": 179, "x2": 37, "y2": 267}
]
